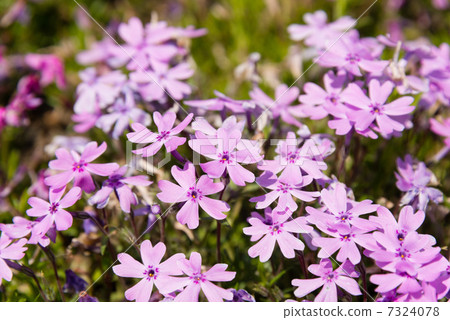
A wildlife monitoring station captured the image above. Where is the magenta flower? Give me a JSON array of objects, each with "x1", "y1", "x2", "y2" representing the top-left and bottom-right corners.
[
  {"x1": 0, "y1": 235, "x2": 28, "y2": 284},
  {"x1": 243, "y1": 208, "x2": 313, "y2": 262},
  {"x1": 249, "y1": 84, "x2": 303, "y2": 127},
  {"x1": 157, "y1": 162, "x2": 229, "y2": 229},
  {"x1": 127, "y1": 111, "x2": 193, "y2": 157},
  {"x1": 89, "y1": 166, "x2": 152, "y2": 213},
  {"x1": 189, "y1": 126, "x2": 262, "y2": 186},
  {"x1": 340, "y1": 79, "x2": 415, "y2": 136},
  {"x1": 250, "y1": 172, "x2": 319, "y2": 213},
  {"x1": 288, "y1": 10, "x2": 355, "y2": 50},
  {"x1": 112, "y1": 240, "x2": 186, "y2": 302},
  {"x1": 131, "y1": 62, "x2": 194, "y2": 101},
  {"x1": 45, "y1": 142, "x2": 119, "y2": 193},
  {"x1": 306, "y1": 183, "x2": 378, "y2": 231},
  {"x1": 258, "y1": 131, "x2": 328, "y2": 183},
  {"x1": 0, "y1": 217, "x2": 50, "y2": 247},
  {"x1": 26, "y1": 187, "x2": 82, "y2": 236},
  {"x1": 395, "y1": 155, "x2": 443, "y2": 211},
  {"x1": 291, "y1": 259, "x2": 361, "y2": 302},
  {"x1": 430, "y1": 117, "x2": 450, "y2": 148},
  {"x1": 25, "y1": 54, "x2": 66, "y2": 89},
  {"x1": 174, "y1": 252, "x2": 236, "y2": 302}
]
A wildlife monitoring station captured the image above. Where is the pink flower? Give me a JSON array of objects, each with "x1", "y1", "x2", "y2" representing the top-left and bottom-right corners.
[
  {"x1": 288, "y1": 10, "x2": 355, "y2": 50},
  {"x1": 112, "y1": 240, "x2": 186, "y2": 302},
  {"x1": 131, "y1": 62, "x2": 194, "y2": 101},
  {"x1": 189, "y1": 126, "x2": 263, "y2": 186},
  {"x1": 174, "y1": 252, "x2": 236, "y2": 302},
  {"x1": 243, "y1": 208, "x2": 313, "y2": 262},
  {"x1": 0, "y1": 217, "x2": 50, "y2": 247},
  {"x1": 318, "y1": 32, "x2": 389, "y2": 76},
  {"x1": 258, "y1": 131, "x2": 328, "y2": 183},
  {"x1": 45, "y1": 142, "x2": 119, "y2": 193},
  {"x1": 0, "y1": 234, "x2": 28, "y2": 284},
  {"x1": 298, "y1": 71, "x2": 347, "y2": 120},
  {"x1": 430, "y1": 117, "x2": 450, "y2": 148},
  {"x1": 249, "y1": 84, "x2": 303, "y2": 127},
  {"x1": 340, "y1": 79, "x2": 415, "y2": 136},
  {"x1": 89, "y1": 166, "x2": 152, "y2": 213},
  {"x1": 112, "y1": 17, "x2": 178, "y2": 71},
  {"x1": 26, "y1": 187, "x2": 82, "y2": 237},
  {"x1": 25, "y1": 54, "x2": 66, "y2": 89},
  {"x1": 306, "y1": 183, "x2": 378, "y2": 231},
  {"x1": 127, "y1": 111, "x2": 193, "y2": 157},
  {"x1": 250, "y1": 171, "x2": 319, "y2": 213},
  {"x1": 291, "y1": 259, "x2": 361, "y2": 302},
  {"x1": 157, "y1": 162, "x2": 230, "y2": 229}
]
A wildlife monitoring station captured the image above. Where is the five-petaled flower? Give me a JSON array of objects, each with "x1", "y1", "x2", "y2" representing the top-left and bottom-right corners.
[{"x1": 45, "y1": 142, "x2": 119, "y2": 193}]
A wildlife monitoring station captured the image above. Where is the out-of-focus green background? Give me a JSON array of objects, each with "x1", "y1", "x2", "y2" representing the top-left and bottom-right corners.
[{"x1": 0, "y1": 0, "x2": 449, "y2": 302}]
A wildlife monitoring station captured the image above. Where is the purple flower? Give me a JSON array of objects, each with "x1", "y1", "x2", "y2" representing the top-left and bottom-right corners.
[
  {"x1": 250, "y1": 172, "x2": 319, "y2": 213},
  {"x1": 288, "y1": 10, "x2": 355, "y2": 50},
  {"x1": 395, "y1": 155, "x2": 443, "y2": 211},
  {"x1": 318, "y1": 31, "x2": 389, "y2": 76},
  {"x1": 189, "y1": 126, "x2": 263, "y2": 186},
  {"x1": 185, "y1": 91, "x2": 253, "y2": 114},
  {"x1": 89, "y1": 166, "x2": 152, "y2": 213},
  {"x1": 306, "y1": 183, "x2": 378, "y2": 231},
  {"x1": 74, "y1": 68, "x2": 126, "y2": 114},
  {"x1": 311, "y1": 222, "x2": 374, "y2": 265},
  {"x1": 157, "y1": 162, "x2": 229, "y2": 229},
  {"x1": 130, "y1": 62, "x2": 193, "y2": 101},
  {"x1": 26, "y1": 187, "x2": 82, "y2": 237},
  {"x1": 112, "y1": 17, "x2": 178, "y2": 71},
  {"x1": 0, "y1": 216, "x2": 50, "y2": 247},
  {"x1": 96, "y1": 87, "x2": 151, "y2": 139},
  {"x1": 24, "y1": 54, "x2": 66, "y2": 89},
  {"x1": 174, "y1": 252, "x2": 236, "y2": 302},
  {"x1": 0, "y1": 234, "x2": 28, "y2": 284},
  {"x1": 243, "y1": 208, "x2": 313, "y2": 262},
  {"x1": 249, "y1": 84, "x2": 303, "y2": 127},
  {"x1": 45, "y1": 142, "x2": 119, "y2": 193},
  {"x1": 63, "y1": 269, "x2": 88, "y2": 293},
  {"x1": 127, "y1": 111, "x2": 193, "y2": 157},
  {"x1": 340, "y1": 79, "x2": 415, "y2": 137},
  {"x1": 430, "y1": 117, "x2": 450, "y2": 147},
  {"x1": 112, "y1": 240, "x2": 186, "y2": 302},
  {"x1": 298, "y1": 71, "x2": 347, "y2": 120},
  {"x1": 291, "y1": 259, "x2": 361, "y2": 302},
  {"x1": 225, "y1": 289, "x2": 255, "y2": 302},
  {"x1": 258, "y1": 131, "x2": 328, "y2": 183}
]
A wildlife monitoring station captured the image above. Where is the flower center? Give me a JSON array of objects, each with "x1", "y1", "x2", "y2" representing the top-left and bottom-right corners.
[
  {"x1": 270, "y1": 224, "x2": 283, "y2": 235},
  {"x1": 219, "y1": 151, "x2": 232, "y2": 164},
  {"x1": 187, "y1": 187, "x2": 202, "y2": 202},
  {"x1": 396, "y1": 249, "x2": 410, "y2": 260},
  {"x1": 324, "y1": 272, "x2": 336, "y2": 282},
  {"x1": 49, "y1": 202, "x2": 59, "y2": 214},
  {"x1": 369, "y1": 103, "x2": 383, "y2": 115},
  {"x1": 105, "y1": 175, "x2": 124, "y2": 188},
  {"x1": 144, "y1": 266, "x2": 159, "y2": 280},
  {"x1": 276, "y1": 184, "x2": 292, "y2": 193},
  {"x1": 157, "y1": 131, "x2": 170, "y2": 141},
  {"x1": 340, "y1": 233, "x2": 353, "y2": 242},
  {"x1": 286, "y1": 152, "x2": 298, "y2": 164},
  {"x1": 326, "y1": 93, "x2": 339, "y2": 105},
  {"x1": 345, "y1": 53, "x2": 360, "y2": 64},
  {"x1": 191, "y1": 273, "x2": 205, "y2": 284},
  {"x1": 73, "y1": 161, "x2": 86, "y2": 172}
]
